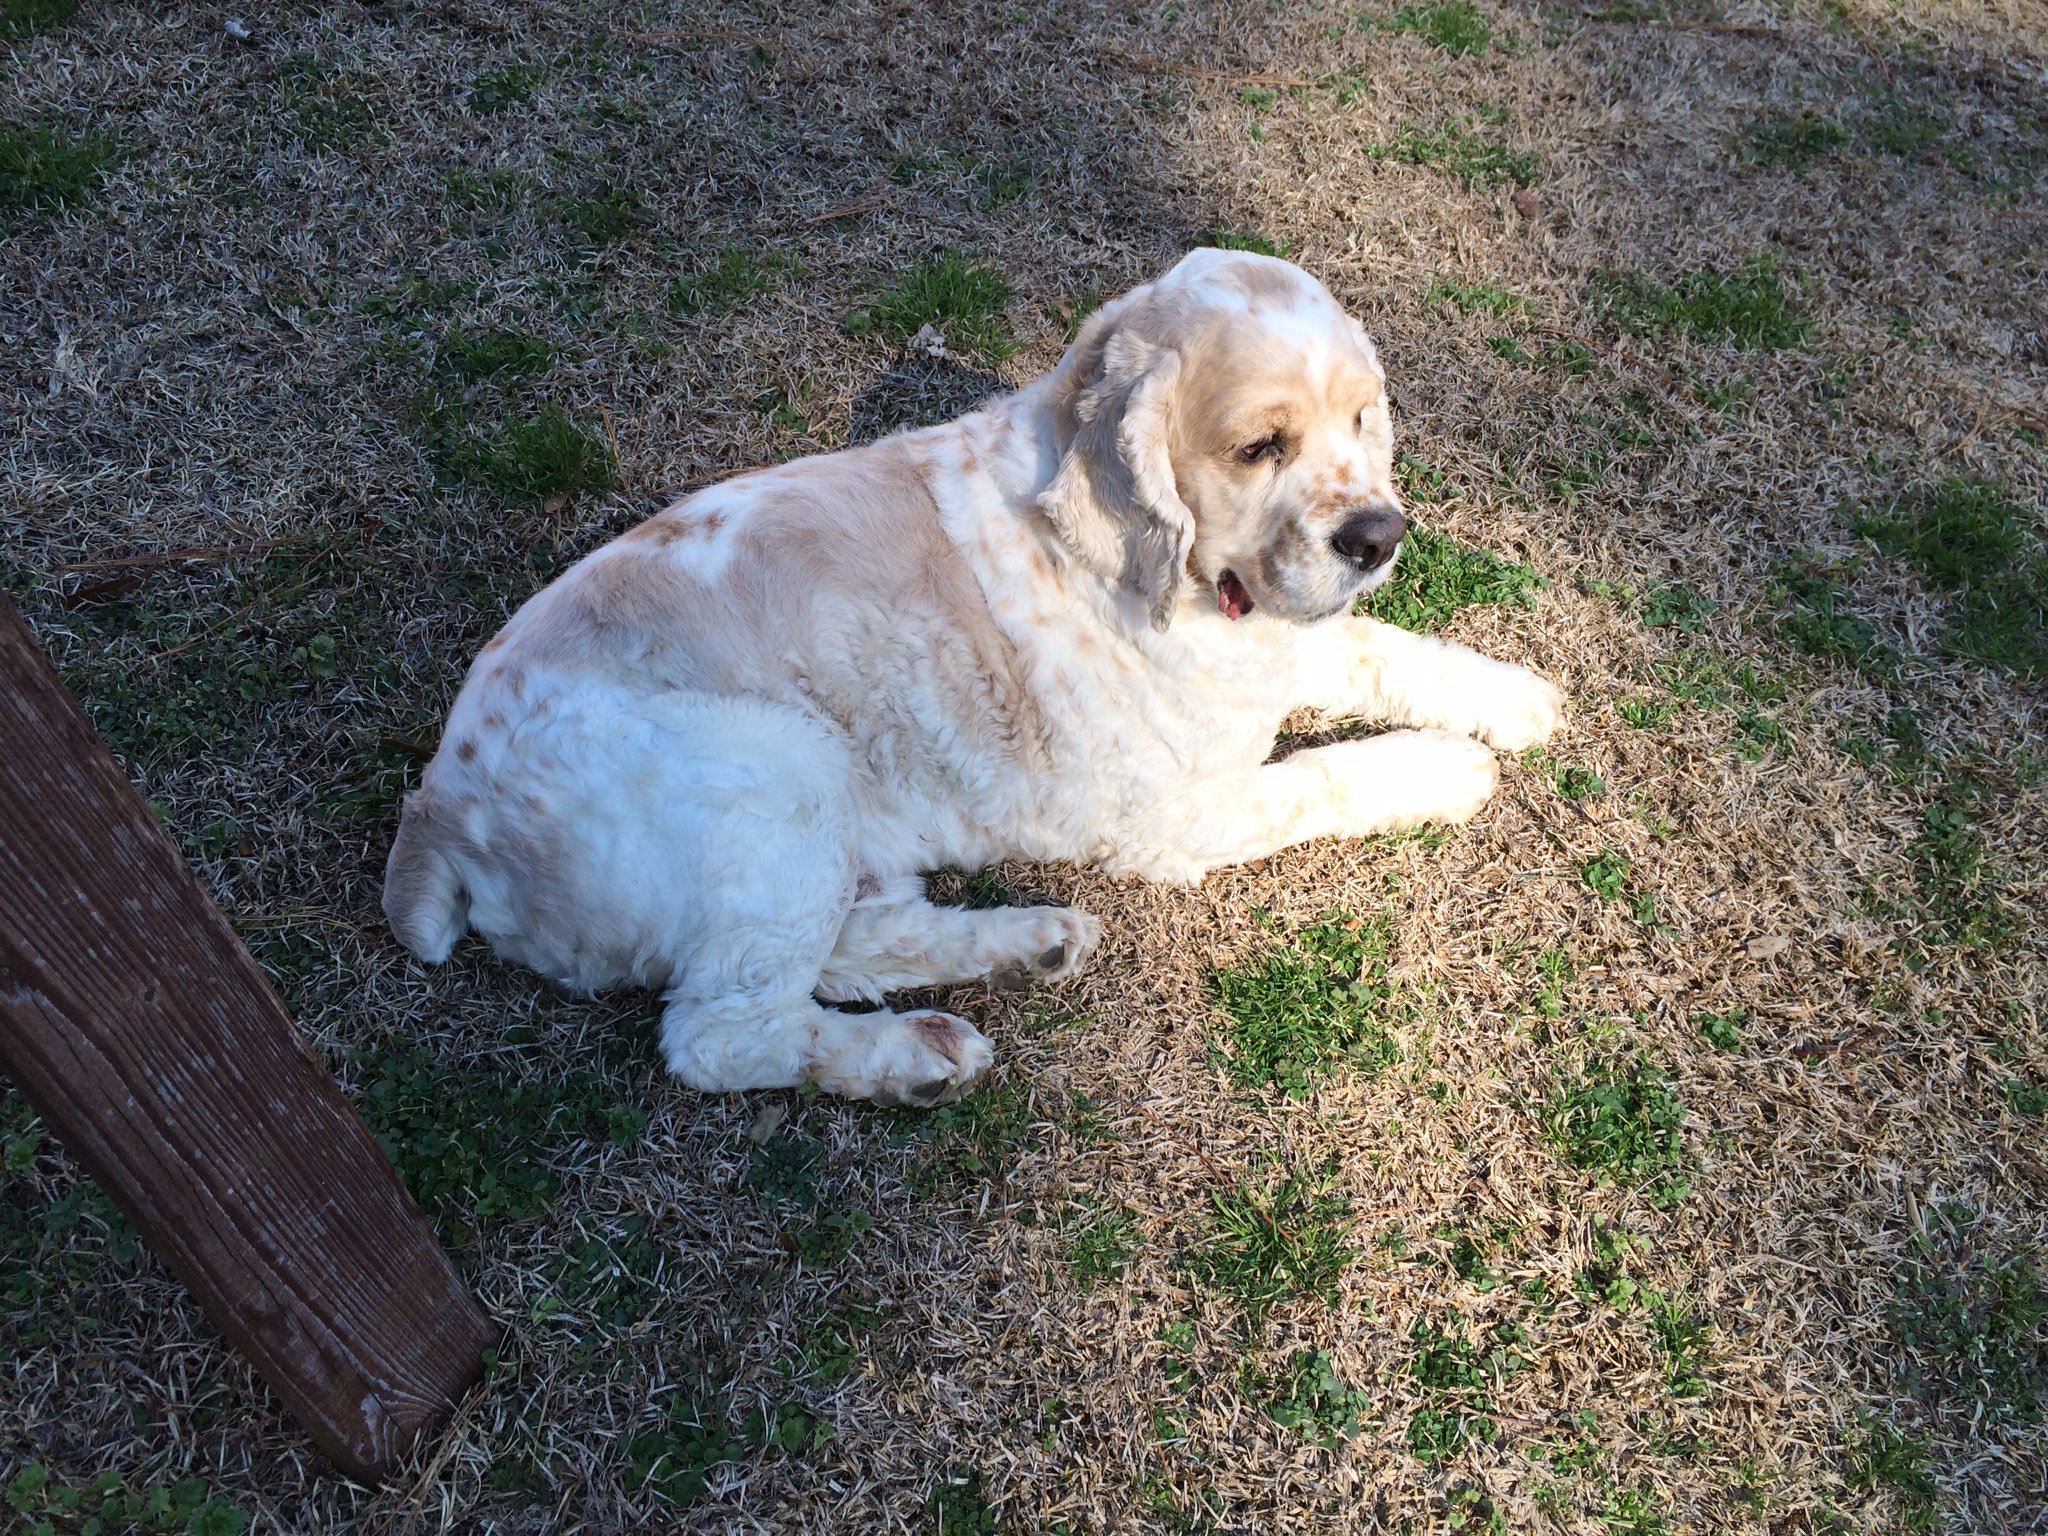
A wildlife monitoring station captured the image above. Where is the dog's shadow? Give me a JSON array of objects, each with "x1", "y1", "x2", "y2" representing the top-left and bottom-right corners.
[{"x1": 847, "y1": 354, "x2": 1007, "y2": 445}]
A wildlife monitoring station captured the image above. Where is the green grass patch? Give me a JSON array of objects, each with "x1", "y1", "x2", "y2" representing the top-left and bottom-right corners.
[
  {"x1": 1361, "y1": 527, "x2": 1545, "y2": 631},
  {"x1": 1264, "y1": 1349, "x2": 1371, "y2": 1448},
  {"x1": 1617, "y1": 697, "x2": 1674, "y2": 730},
  {"x1": 1406, "y1": 1319, "x2": 1528, "y2": 1462},
  {"x1": 1371, "y1": 118, "x2": 1538, "y2": 188},
  {"x1": 1650, "y1": 649, "x2": 1781, "y2": 713},
  {"x1": 537, "y1": 1215, "x2": 664, "y2": 1328},
  {"x1": 1202, "y1": 226, "x2": 1286, "y2": 256},
  {"x1": 1637, "y1": 580, "x2": 1714, "y2": 633},
  {"x1": 627, "y1": 1394, "x2": 828, "y2": 1510},
  {"x1": 1579, "y1": 850, "x2": 1629, "y2": 903},
  {"x1": 1773, "y1": 558, "x2": 1897, "y2": 674},
  {"x1": 1854, "y1": 479, "x2": 2048, "y2": 677},
  {"x1": 796, "y1": 1304, "x2": 887, "y2": 1386},
  {"x1": 0, "y1": 122, "x2": 119, "y2": 225},
  {"x1": 553, "y1": 181, "x2": 645, "y2": 245},
  {"x1": 1489, "y1": 333, "x2": 1593, "y2": 373},
  {"x1": 1424, "y1": 278, "x2": 1525, "y2": 317},
  {"x1": 1187, "y1": 1162, "x2": 1354, "y2": 1325},
  {"x1": 847, "y1": 254, "x2": 1014, "y2": 364},
  {"x1": 1745, "y1": 109, "x2": 1852, "y2": 173},
  {"x1": 0, "y1": 0, "x2": 78, "y2": 35},
  {"x1": 1528, "y1": 750, "x2": 1606, "y2": 802},
  {"x1": 423, "y1": 401, "x2": 617, "y2": 503},
  {"x1": 1546, "y1": 1058, "x2": 1691, "y2": 1206},
  {"x1": 926, "y1": 1469, "x2": 998, "y2": 1535},
  {"x1": 1599, "y1": 1486, "x2": 1671, "y2": 1536},
  {"x1": 351, "y1": 1046, "x2": 642, "y2": 1244},
  {"x1": 745, "y1": 1134, "x2": 824, "y2": 1211},
  {"x1": 1065, "y1": 1202, "x2": 1142, "y2": 1290},
  {"x1": 1644, "y1": 1290, "x2": 1708, "y2": 1396},
  {"x1": 891, "y1": 1076, "x2": 1036, "y2": 1192},
  {"x1": 1696, "y1": 1011, "x2": 1744, "y2": 1053},
  {"x1": 434, "y1": 325, "x2": 554, "y2": 383},
  {"x1": 1531, "y1": 946, "x2": 1573, "y2": 1021},
  {"x1": 1889, "y1": 1204, "x2": 2047, "y2": 1423},
  {"x1": 1865, "y1": 98, "x2": 1946, "y2": 160},
  {"x1": 4, "y1": 1465, "x2": 248, "y2": 1536},
  {"x1": 1, "y1": 1113, "x2": 145, "y2": 1347},
  {"x1": 1844, "y1": 1421, "x2": 1939, "y2": 1533},
  {"x1": 443, "y1": 166, "x2": 526, "y2": 212},
  {"x1": 469, "y1": 65, "x2": 541, "y2": 114},
  {"x1": 1209, "y1": 913, "x2": 1398, "y2": 1097},
  {"x1": 668, "y1": 244, "x2": 794, "y2": 315},
  {"x1": 1908, "y1": 788, "x2": 2012, "y2": 952},
  {"x1": 2008, "y1": 1078, "x2": 2048, "y2": 1118},
  {"x1": 1383, "y1": 0, "x2": 1492, "y2": 54},
  {"x1": 1592, "y1": 260, "x2": 1809, "y2": 350},
  {"x1": 1557, "y1": 764, "x2": 1605, "y2": 800},
  {"x1": 280, "y1": 54, "x2": 383, "y2": 151}
]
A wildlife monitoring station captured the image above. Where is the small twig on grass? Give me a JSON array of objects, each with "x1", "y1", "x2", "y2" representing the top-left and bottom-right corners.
[
  {"x1": 798, "y1": 185, "x2": 893, "y2": 226},
  {"x1": 1509, "y1": 790, "x2": 1581, "y2": 858},
  {"x1": 54, "y1": 537, "x2": 306, "y2": 574},
  {"x1": 1127, "y1": 1098, "x2": 1309, "y2": 1251},
  {"x1": 1536, "y1": 325, "x2": 1707, "y2": 405},
  {"x1": 598, "y1": 403, "x2": 626, "y2": 493},
  {"x1": 1958, "y1": 388, "x2": 2048, "y2": 439},
  {"x1": 620, "y1": 27, "x2": 775, "y2": 52},
  {"x1": 1095, "y1": 49, "x2": 1316, "y2": 88},
  {"x1": 1788, "y1": 1030, "x2": 1874, "y2": 1060},
  {"x1": 1580, "y1": 15, "x2": 1779, "y2": 39}
]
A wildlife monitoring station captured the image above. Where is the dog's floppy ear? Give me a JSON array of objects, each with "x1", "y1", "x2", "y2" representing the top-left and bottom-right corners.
[{"x1": 1039, "y1": 315, "x2": 1195, "y2": 633}]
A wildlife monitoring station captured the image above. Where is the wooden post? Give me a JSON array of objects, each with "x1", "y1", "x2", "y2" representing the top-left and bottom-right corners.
[{"x1": 0, "y1": 592, "x2": 496, "y2": 1482}]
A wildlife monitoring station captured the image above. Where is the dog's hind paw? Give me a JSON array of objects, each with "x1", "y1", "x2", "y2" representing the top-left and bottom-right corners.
[
  {"x1": 816, "y1": 1009, "x2": 995, "y2": 1106},
  {"x1": 988, "y1": 907, "x2": 1101, "y2": 990}
]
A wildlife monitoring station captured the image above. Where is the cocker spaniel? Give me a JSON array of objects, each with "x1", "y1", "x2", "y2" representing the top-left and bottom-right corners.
[{"x1": 385, "y1": 249, "x2": 1563, "y2": 1103}]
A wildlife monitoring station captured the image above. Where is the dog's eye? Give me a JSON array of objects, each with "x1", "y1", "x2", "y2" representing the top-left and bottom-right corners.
[{"x1": 1237, "y1": 437, "x2": 1280, "y2": 465}]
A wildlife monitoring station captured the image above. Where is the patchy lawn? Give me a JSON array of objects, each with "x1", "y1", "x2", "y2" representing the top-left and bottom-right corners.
[{"x1": 2, "y1": 0, "x2": 2044, "y2": 1531}]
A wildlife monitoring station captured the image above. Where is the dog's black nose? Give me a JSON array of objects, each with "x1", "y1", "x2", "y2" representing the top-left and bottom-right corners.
[{"x1": 1330, "y1": 508, "x2": 1406, "y2": 571}]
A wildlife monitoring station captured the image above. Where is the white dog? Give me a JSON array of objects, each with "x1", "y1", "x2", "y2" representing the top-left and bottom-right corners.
[{"x1": 385, "y1": 249, "x2": 1563, "y2": 1104}]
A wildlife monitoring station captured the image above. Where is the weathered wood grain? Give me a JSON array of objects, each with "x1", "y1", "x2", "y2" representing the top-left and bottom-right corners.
[{"x1": 0, "y1": 592, "x2": 496, "y2": 1481}]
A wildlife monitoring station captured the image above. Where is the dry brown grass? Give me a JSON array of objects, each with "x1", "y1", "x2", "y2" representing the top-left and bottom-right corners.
[{"x1": 3, "y1": 1, "x2": 2046, "y2": 1531}]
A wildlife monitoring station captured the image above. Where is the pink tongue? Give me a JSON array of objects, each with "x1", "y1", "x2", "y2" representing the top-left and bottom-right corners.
[{"x1": 1219, "y1": 572, "x2": 1252, "y2": 620}]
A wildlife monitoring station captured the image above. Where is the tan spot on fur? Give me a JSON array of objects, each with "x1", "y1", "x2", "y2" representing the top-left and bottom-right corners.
[
  {"x1": 623, "y1": 517, "x2": 688, "y2": 547},
  {"x1": 1226, "y1": 258, "x2": 1307, "y2": 311},
  {"x1": 480, "y1": 631, "x2": 508, "y2": 653},
  {"x1": 482, "y1": 712, "x2": 506, "y2": 730},
  {"x1": 455, "y1": 739, "x2": 477, "y2": 763}
]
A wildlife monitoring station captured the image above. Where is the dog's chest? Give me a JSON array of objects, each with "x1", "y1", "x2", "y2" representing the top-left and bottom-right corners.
[{"x1": 1022, "y1": 609, "x2": 1296, "y2": 788}]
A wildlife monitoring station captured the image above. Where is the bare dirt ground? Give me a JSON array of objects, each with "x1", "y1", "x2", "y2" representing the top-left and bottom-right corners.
[{"x1": 3, "y1": 1, "x2": 2045, "y2": 1531}]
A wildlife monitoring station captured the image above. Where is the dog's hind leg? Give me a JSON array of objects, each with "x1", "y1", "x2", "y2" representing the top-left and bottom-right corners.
[
  {"x1": 660, "y1": 987, "x2": 994, "y2": 1105},
  {"x1": 656, "y1": 876, "x2": 1000, "y2": 1102},
  {"x1": 813, "y1": 880, "x2": 1100, "y2": 1003},
  {"x1": 647, "y1": 723, "x2": 997, "y2": 1105}
]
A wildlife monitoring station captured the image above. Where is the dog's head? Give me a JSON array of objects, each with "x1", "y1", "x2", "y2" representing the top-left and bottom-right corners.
[{"x1": 1041, "y1": 248, "x2": 1404, "y2": 631}]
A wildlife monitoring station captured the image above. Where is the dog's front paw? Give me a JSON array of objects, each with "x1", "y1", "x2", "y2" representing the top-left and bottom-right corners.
[
  {"x1": 1470, "y1": 665, "x2": 1565, "y2": 752},
  {"x1": 1356, "y1": 728, "x2": 1500, "y2": 829},
  {"x1": 1410, "y1": 728, "x2": 1501, "y2": 824}
]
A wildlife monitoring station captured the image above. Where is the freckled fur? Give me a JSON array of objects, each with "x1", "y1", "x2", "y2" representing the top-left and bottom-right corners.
[{"x1": 384, "y1": 249, "x2": 1565, "y2": 1103}]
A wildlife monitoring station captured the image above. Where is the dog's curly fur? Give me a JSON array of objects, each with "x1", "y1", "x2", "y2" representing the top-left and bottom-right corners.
[{"x1": 385, "y1": 250, "x2": 1563, "y2": 1103}]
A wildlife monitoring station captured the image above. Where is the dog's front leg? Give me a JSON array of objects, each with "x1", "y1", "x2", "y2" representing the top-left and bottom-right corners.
[
  {"x1": 1137, "y1": 729, "x2": 1500, "y2": 875},
  {"x1": 1293, "y1": 615, "x2": 1564, "y2": 751}
]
